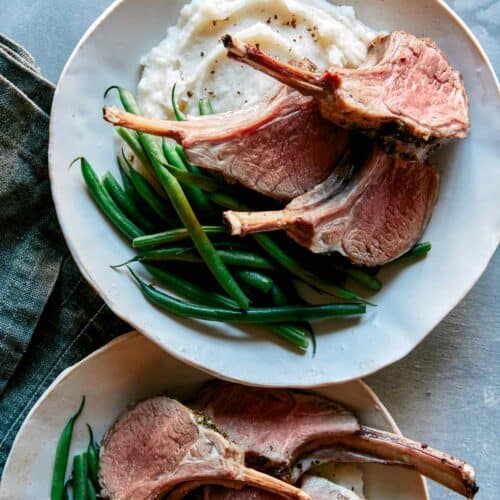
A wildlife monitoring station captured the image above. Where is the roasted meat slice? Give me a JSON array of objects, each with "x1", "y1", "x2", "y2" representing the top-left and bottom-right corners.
[
  {"x1": 194, "y1": 382, "x2": 478, "y2": 498},
  {"x1": 99, "y1": 396, "x2": 309, "y2": 500},
  {"x1": 223, "y1": 31, "x2": 469, "y2": 161},
  {"x1": 103, "y1": 87, "x2": 348, "y2": 201},
  {"x1": 224, "y1": 147, "x2": 439, "y2": 266}
]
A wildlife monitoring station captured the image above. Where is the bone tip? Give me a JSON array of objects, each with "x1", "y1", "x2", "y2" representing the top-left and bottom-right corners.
[
  {"x1": 222, "y1": 34, "x2": 247, "y2": 58},
  {"x1": 463, "y1": 463, "x2": 478, "y2": 498},
  {"x1": 223, "y1": 211, "x2": 242, "y2": 236},
  {"x1": 103, "y1": 106, "x2": 120, "y2": 124},
  {"x1": 222, "y1": 34, "x2": 233, "y2": 49}
]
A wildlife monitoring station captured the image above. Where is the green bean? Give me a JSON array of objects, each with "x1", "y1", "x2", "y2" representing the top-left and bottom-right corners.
[
  {"x1": 330, "y1": 261, "x2": 382, "y2": 291},
  {"x1": 198, "y1": 98, "x2": 214, "y2": 115},
  {"x1": 107, "y1": 87, "x2": 249, "y2": 309},
  {"x1": 117, "y1": 155, "x2": 151, "y2": 210},
  {"x1": 270, "y1": 283, "x2": 289, "y2": 307},
  {"x1": 253, "y1": 233, "x2": 370, "y2": 304},
  {"x1": 160, "y1": 161, "x2": 221, "y2": 192},
  {"x1": 212, "y1": 240, "x2": 255, "y2": 251},
  {"x1": 145, "y1": 264, "x2": 239, "y2": 309},
  {"x1": 393, "y1": 242, "x2": 431, "y2": 263},
  {"x1": 234, "y1": 270, "x2": 274, "y2": 294},
  {"x1": 115, "y1": 126, "x2": 149, "y2": 167},
  {"x1": 114, "y1": 247, "x2": 198, "y2": 267},
  {"x1": 86, "y1": 425, "x2": 99, "y2": 490},
  {"x1": 267, "y1": 325, "x2": 308, "y2": 350},
  {"x1": 119, "y1": 247, "x2": 276, "y2": 272},
  {"x1": 102, "y1": 171, "x2": 157, "y2": 233},
  {"x1": 87, "y1": 479, "x2": 97, "y2": 500},
  {"x1": 130, "y1": 268, "x2": 366, "y2": 323},
  {"x1": 147, "y1": 266, "x2": 307, "y2": 349},
  {"x1": 76, "y1": 157, "x2": 143, "y2": 241},
  {"x1": 72, "y1": 453, "x2": 88, "y2": 500},
  {"x1": 209, "y1": 191, "x2": 245, "y2": 210},
  {"x1": 162, "y1": 140, "x2": 215, "y2": 215},
  {"x1": 132, "y1": 226, "x2": 228, "y2": 250},
  {"x1": 269, "y1": 282, "x2": 316, "y2": 353},
  {"x1": 128, "y1": 165, "x2": 179, "y2": 227},
  {"x1": 139, "y1": 267, "x2": 307, "y2": 348},
  {"x1": 175, "y1": 145, "x2": 196, "y2": 170},
  {"x1": 216, "y1": 250, "x2": 275, "y2": 270},
  {"x1": 171, "y1": 83, "x2": 185, "y2": 121},
  {"x1": 50, "y1": 396, "x2": 85, "y2": 500}
]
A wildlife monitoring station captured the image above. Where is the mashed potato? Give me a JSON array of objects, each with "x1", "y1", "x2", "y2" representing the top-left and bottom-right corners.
[{"x1": 138, "y1": 0, "x2": 377, "y2": 118}]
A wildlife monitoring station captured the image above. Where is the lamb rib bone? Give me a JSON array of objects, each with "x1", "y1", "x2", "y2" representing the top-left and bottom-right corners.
[
  {"x1": 194, "y1": 382, "x2": 478, "y2": 498},
  {"x1": 103, "y1": 86, "x2": 348, "y2": 201},
  {"x1": 222, "y1": 32, "x2": 470, "y2": 161},
  {"x1": 224, "y1": 147, "x2": 439, "y2": 266},
  {"x1": 98, "y1": 396, "x2": 310, "y2": 500}
]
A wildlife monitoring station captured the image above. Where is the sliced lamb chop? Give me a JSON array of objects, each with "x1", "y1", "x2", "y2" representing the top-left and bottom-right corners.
[
  {"x1": 224, "y1": 147, "x2": 439, "y2": 266},
  {"x1": 99, "y1": 396, "x2": 309, "y2": 500},
  {"x1": 103, "y1": 87, "x2": 348, "y2": 201},
  {"x1": 194, "y1": 382, "x2": 478, "y2": 498},
  {"x1": 222, "y1": 32, "x2": 469, "y2": 161}
]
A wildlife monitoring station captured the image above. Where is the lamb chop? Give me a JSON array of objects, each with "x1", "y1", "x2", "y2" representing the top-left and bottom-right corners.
[
  {"x1": 98, "y1": 396, "x2": 309, "y2": 500},
  {"x1": 103, "y1": 86, "x2": 348, "y2": 201},
  {"x1": 194, "y1": 382, "x2": 478, "y2": 498},
  {"x1": 224, "y1": 147, "x2": 439, "y2": 266},
  {"x1": 222, "y1": 31, "x2": 469, "y2": 161}
]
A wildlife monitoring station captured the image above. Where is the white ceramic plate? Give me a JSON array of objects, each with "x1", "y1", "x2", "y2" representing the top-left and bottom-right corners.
[
  {"x1": 0, "y1": 332, "x2": 428, "y2": 499},
  {"x1": 48, "y1": 0, "x2": 500, "y2": 386}
]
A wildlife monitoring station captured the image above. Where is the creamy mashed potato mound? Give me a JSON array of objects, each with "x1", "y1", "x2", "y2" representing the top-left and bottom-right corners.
[{"x1": 138, "y1": 0, "x2": 377, "y2": 118}]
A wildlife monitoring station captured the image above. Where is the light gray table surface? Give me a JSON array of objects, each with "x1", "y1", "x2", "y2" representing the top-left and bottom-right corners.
[{"x1": 1, "y1": 1, "x2": 498, "y2": 498}]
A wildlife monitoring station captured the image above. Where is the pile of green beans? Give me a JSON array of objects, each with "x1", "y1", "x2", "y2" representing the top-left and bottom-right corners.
[
  {"x1": 105, "y1": 85, "x2": 250, "y2": 311},
  {"x1": 77, "y1": 86, "x2": 432, "y2": 351},
  {"x1": 51, "y1": 397, "x2": 100, "y2": 500}
]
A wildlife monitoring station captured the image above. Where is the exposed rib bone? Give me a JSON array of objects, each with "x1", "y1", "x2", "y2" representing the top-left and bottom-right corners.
[
  {"x1": 104, "y1": 87, "x2": 348, "y2": 201},
  {"x1": 336, "y1": 428, "x2": 478, "y2": 498},
  {"x1": 195, "y1": 383, "x2": 477, "y2": 498},
  {"x1": 223, "y1": 32, "x2": 470, "y2": 161},
  {"x1": 224, "y1": 148, "x2": 439, "y2": 266}
]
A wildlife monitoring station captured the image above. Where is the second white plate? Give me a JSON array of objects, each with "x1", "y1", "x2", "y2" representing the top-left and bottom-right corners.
[{"x1": 0, "y1": 332, "x2": 427, "y2": 499}]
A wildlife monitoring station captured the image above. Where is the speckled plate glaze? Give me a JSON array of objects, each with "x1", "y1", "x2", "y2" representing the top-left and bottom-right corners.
[
  {"x1": 0, "y1": 332, "x2": 428, "y2": 499},
  {"x1": 48, "y1": 0, "x2": 499, "y2": 386}
]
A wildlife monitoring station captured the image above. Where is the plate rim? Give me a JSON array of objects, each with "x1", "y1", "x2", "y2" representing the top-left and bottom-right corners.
[
  {"x1": 0, "y1": 331, "x2": 429, "y2": 499},
  {"x1": 48, "y1": 0, "x2": 500, "y2": 388}
]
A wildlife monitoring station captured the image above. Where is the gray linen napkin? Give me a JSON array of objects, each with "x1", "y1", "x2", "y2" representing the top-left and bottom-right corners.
[{"x1": 0, "y1": 34, "x2": 128, "y2": 474}]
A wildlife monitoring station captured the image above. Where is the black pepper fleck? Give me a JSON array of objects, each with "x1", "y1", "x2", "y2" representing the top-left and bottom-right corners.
[
  {"x1": 200, "y1": 51, "x2": 204, "y2": 57},
  {"x1": 187, "y1": 90, "x2": 193, "y2": 98}
]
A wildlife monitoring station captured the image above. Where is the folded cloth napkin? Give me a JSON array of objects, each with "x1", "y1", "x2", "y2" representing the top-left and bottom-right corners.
[{"x1": 0, "y1": 34, "x2": 128, "y2": 474}]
